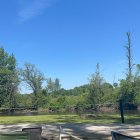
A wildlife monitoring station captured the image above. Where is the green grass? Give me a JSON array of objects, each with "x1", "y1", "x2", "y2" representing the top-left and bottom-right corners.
[{"x1": 0, "y1": 113, "x2": 137, "y2": 124}]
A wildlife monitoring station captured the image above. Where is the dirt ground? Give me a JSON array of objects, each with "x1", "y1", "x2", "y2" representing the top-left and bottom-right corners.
[{"x1": 0, "y1": 123, "x2": 140, "y2": 140}]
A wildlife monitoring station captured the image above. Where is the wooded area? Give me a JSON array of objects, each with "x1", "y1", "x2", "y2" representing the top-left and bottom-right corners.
[{"x1": 0, "y1": 33, "x2": 140, "y2": 112}]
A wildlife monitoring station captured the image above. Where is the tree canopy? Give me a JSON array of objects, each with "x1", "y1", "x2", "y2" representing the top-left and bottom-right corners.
[{"x1": 0, "y1": 47, "x2": 19, "y2": 107}]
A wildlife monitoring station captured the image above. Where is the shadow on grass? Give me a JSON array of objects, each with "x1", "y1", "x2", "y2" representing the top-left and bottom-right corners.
[{"x1": 125, "y1": 114, "x2": 140, "y2": 124}]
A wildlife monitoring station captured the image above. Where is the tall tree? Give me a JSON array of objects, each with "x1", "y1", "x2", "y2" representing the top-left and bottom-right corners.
[
  {"x1": 54, "y1": 78, "x2": 61, "y2": 91},
  {"x1": 125, "y1": 32, "x2": 133, "y2": 80},
  {"x1": 46, "y1": 78, "x2": 61, "y2": 93},
  {"x1": 120, "y1": 32, "x2": 135, "y2": 103},
  {"x1": 0, "y1": 47, "x2": 19, "y2": 107},
  {"x1": 21, "y1": 63, "x2": 45, "y2": 109},
  {"x1": 46, "y1": 78, "x2": 54, "y2": 93},
  {"x1": 89, "y1": 63, "x2": 104, "y2": 105}
]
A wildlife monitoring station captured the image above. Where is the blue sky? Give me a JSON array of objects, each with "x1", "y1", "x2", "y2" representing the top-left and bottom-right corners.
[{"x1": 0, "y1": 0, "x2": 140, "y2": 92}]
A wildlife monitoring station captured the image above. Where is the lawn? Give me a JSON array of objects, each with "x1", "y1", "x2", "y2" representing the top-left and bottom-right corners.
[{"x1": 0, "y1": 113, "x2": 139, "y2": 124}]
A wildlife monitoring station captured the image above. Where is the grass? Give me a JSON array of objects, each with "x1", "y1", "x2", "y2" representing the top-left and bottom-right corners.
[{"x1": 0, "y1": 113, "x2": 138, "y2": 124}]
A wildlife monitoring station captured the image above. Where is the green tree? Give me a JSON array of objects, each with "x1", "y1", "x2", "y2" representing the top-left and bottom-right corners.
[
  {"x1": 46, "y1": 78, "x2": 54, "y2": 93},
  {"x1": 100, "y1": 82, "x2": 114, "y2": 103},
  {"x1": 21, "y1": 63, "x2": 45, "y2": 109},
  {"x1": 0, "y1": 47, "x2": 19, "y2": 107},
  {"x1": 89, "y1": 63, "x2": 105, "y2": 105},
  {"x1": 16, "y1": 94, "x2": 33, "y2": 107},
  {"x1": 46, "y1": 78, "x2": 61, "y2": 93},
  {"x1": 119, "y1": 32, "x2": 137, "y2": 103},
  {"x1": 54, "y1": 78, "x2": 61, "y2": 91}
]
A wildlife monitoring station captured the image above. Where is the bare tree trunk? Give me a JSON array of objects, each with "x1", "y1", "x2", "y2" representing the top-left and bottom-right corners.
[{"x1": 125, "y1": 32, "x2": 133, "y2": 80}]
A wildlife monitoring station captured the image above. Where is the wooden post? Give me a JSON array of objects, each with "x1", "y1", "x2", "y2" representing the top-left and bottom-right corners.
[{"x1": 120, "y1": 99, "x2": 124, "y2": 123}]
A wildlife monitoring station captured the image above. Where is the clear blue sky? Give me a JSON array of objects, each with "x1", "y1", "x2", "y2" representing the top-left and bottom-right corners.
[{"x1": 0, "y1": 0, "x2": 140, "y2": 91}]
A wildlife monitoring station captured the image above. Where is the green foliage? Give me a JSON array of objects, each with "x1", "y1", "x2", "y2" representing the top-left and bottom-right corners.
[
  {"x1": 88, "y1": 63, "x2": 105, "y2": 104},
  {"x1": 1, "y1": 32, "x2": 140, "y2": 111},
  {"x1": 16, "y1": 94, "x2": 33, "y2": 107},
  {"x1": 21, "y1": 63, "x2": 45, "y2": 109},
  {"x1": 46, "y1": 78, "x2": 61, "y2": 93},
  {"x1": 0, "y1": 47, "x2": 19, "y2": 107},
  {"x1": 118, "y1": 63, "x2": 140, "y2": 104}
]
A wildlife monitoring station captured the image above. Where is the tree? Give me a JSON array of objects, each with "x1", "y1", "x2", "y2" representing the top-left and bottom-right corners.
[
  {"x1": 0, "y1": 47, "x2": 19, "y2": 108},
  {"x1": 54, "y1": 78, "x2": 61, "y2": 91},
  {"x1": 21, "y1": 63, "x2": 45, "y2": 109},
  {"x1": 89, "y1": 63, "x2": 105, "y2": 105},
  {"x1": 46, "y1": 78, "x2": 54, "y2": 93},
  {"x1": 46, "y1": 78, "x2": 61, "y2": 93},
  {"x1": 119, "y1": 32, "x2": 136, "y2": 103},
  {"x1": 125, "y1": 32, "x2": 133, "y2": 80}
]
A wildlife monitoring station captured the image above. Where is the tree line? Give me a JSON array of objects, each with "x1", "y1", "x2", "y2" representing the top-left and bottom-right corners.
[{"x1": 1, "y1": 32, "x2": 140, "y2": 111}]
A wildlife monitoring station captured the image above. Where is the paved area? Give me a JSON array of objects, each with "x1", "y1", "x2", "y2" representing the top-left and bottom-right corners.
[{"x1": 0, "y1": 123, "x2": 140, "y2": 140}]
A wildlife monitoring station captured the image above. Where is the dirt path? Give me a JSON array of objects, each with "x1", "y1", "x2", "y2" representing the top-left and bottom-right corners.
[{"x1": 0, "y1": 123, "x2": 140, "y2": 140}]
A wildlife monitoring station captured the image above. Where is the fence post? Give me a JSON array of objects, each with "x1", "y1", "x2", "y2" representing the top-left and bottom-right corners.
[{"x1": 120, "y1": 99, "x2": 124, "y2": 123}]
